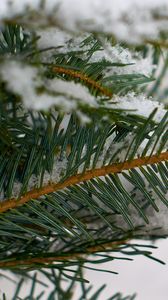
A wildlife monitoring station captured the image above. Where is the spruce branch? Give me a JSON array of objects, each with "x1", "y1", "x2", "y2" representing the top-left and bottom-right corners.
[
  {"x1": 0, "y1": 4, "x2": 168, "y2": 299},
  {"x1": 0, "y1": 239, "x2": 128, "y2": 269},
  {"x1": 52, "y1": 66, "x2": 113, "y2": 97},
  {"x1": 0, "y1": 151, "x2": 167, "y2": 214}
]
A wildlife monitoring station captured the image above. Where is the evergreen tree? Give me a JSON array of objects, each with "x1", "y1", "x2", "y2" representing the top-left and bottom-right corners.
[{"x1": 0, "y1": 1, "x2": 167, "y2": 299}]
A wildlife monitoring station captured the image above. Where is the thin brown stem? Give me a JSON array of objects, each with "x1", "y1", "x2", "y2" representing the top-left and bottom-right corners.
[
  {"x1": 0, "y1": 151, "x2": 167, "y2": 214},
  {"x1": 52, "y1": 66, "x2": 112, "y2": 97},
  {"x1": 0, "y1": 239, "x2": 127, "y2": 268}
]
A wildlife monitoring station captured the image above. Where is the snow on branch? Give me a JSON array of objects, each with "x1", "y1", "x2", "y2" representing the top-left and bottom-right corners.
[
  {"x1": 0, "y1": 61, "x2": 97, "y2": 113},
  {"x1": 108, "y1": 92, "x2": 166, "y2": 123},
  {"x1": 1, "y1": 0, "x2": 168, "y2": 43},
  {"x1": 0, "y1": 59, "x2": 166, "y2": 120}
]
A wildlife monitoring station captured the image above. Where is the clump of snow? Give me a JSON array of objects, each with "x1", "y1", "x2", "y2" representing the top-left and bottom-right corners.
[
  {"x1": 27, "y1": 174, "x2": 39, "y2": 189},
  {"x1": 11, "y1": 176, "x2": 38, "y2": 198},
  {"x1": 9, "y1": 156, "x2": 68, "y2": 199},
  {"x1": 37, "y1": 30, "x2": 155, "y2": 78},
  {"x1": 0, "y1": 60, "x2": 97, "y2": 112},
  {"x1": 37, "y1": 29, "x2": 155, "y2": 76},
  {"x1": 37, "y1": 28, "x2": 72, "y2": 51},
  {"x1": 48, "y1": 78, "x2": 97, "y2": 107},
  {"x1": 89, "y1": 43, "x2": 155, "y2": 77},
  {"x1": 37, "y1": 28, "x2": 88, "y2": 53},
  {"x1": 108, "y1": 92, "x2": 167, "y2": 123},
  {"x1": 43, "y1": 155, "x2": 68, "y2": 185},
  {"x1": 36, "y1": 29, "x2": 93, "y2": 63},
  {"x1": 1, "y1": 61, "x2": 40, "y2": 106},
  {"x1": 12, "y1": 181, "x2": 22, "y2": 198}
]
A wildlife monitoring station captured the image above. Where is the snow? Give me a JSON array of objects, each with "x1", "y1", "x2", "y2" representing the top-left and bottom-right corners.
[
  {"x1": 37, "y1": 30, "x2": 155, "y2": 77},
  {"x1": 54, "y1": 0, "x2": 168, "y2": 43},
  {"x1": 12, "y1": 181, "x2": 23, "y2": 198},
  {"x1": 9, "y1": 156, "x2": 68, "y2": 199},
  {"x1": 48, "y1": 78, "x2": 97, "y2": 107},
  {"x1": 0, "y1": 0, "x2": 41, "y2": 20},
  {"x1": 108, "y1": 92, "x2": 167, "y2": 123},
  {"x1": 1, "y1": 61, "x2": 40, "y2": 107},
  {"x1": 121, "y1": 171, "x2": 168, "y2": 236},
  {"x1": 0, "y1": 0, "x2": 168, "y2": 43},
  {"x1": 89, "y1": 42, "x2": 155, "y2": 77},
  {"x1": 37, "y1": 28, "x2": 72, "y2": 51},
  {"x1": 0, "y1": 1, "x2": 166, "y2": 119},
  {"x1": 1, "y1": 60, "x2": 166, "y2": 123},
  {"x1": 0, "y1": 61, "x2": 97, "y2": 112}
]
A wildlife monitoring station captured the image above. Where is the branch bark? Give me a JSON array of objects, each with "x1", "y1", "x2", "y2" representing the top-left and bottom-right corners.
[
  {"x1": 52, "y1": 66, "x2": 113, "y2": 97},
  {"x1": 0, "y1": 239, "x2": 128, "y2": 269},
  {"x1": 0, "y1": 151, "x2": 167, "y2": 214}
]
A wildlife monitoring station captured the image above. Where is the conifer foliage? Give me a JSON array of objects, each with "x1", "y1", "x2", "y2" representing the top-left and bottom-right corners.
[{"x1": 0, "y1": 1, "x2": 167, "y2": 299}]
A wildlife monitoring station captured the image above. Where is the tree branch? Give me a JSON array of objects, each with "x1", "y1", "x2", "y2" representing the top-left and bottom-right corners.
[
  {"x1": 0, "y1": 152, "x2": 167, "y2": 214},
  {"x1": 52, "y1": 66, "x2": 113, "y2": 97},
  {"x1": 0, "y1": 239, "x2": 128, "y2": 269}
]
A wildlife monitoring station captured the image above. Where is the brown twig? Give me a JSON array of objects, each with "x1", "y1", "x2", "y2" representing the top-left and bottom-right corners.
[
  {"x1": 52, "y1": 66, "x2": 112, "y2": 97},
  {"x1": 0, "y1": 239, "x2": 127, "y2": 268},
  {"x1": 0, "y1": 151, "x2": 167, "y2": 214}
]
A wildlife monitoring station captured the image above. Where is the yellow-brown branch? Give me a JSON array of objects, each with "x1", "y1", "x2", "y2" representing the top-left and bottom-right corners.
[
  {"x1": 0, "y1": 239, "x2": 127, "y2": 268},
  {"x1": 52, "y1": 66, "x2": 112, "y2": 97},
  {"x1": 0, "y1": 151, "x2": 167, "y2": 214}
]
